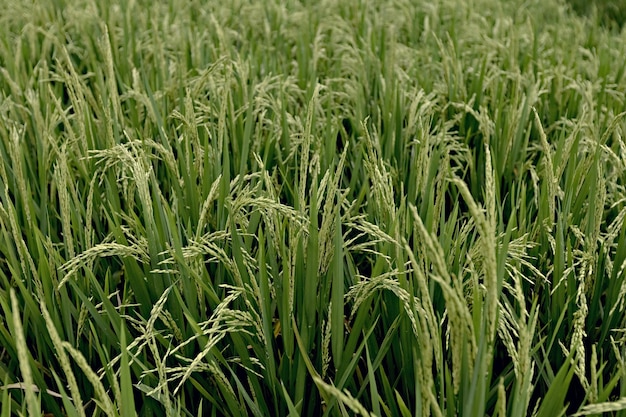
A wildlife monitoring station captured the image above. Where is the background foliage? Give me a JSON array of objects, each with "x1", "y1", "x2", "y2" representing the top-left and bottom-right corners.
[{"x1": 568, "y1": 0, "x2": 626, "y2": 29}]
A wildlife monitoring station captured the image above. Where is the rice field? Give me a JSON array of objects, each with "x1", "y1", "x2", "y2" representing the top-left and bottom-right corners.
[{"x1": 1, "y1": 0, "x2": 626, "y2": 415}]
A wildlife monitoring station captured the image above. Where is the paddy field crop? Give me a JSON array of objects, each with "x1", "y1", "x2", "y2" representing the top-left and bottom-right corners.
[{"x1": 2, "y1": 0, "x2": 626, "y2": 415}]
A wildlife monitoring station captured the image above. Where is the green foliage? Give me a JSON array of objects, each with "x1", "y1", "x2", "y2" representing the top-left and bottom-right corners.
[
  {"x1": 1, "y1": 0, "x2": 626, "y2": 415},
  {"x1": 566, "y1": 0, "x2": 626, "y2": 29}
]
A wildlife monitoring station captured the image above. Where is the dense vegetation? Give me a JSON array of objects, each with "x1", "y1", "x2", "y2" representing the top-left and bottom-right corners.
[
  {"x1": 568, "y1": 0, "x2": 626, "y2": 29},
  {"x1": 2, "y1": 0, "x2": 626, "y2": 415}
]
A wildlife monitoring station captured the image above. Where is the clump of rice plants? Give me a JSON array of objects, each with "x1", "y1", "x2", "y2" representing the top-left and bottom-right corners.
[
  {"x1": 1, "y1": 0, "x2": 626, "y2": 415},
  {"x1": 566, "y1": 0, "x2": 626, "y2": 29}
]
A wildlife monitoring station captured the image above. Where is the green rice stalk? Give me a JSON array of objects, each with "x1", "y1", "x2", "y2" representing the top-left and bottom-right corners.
[
  {"x1": 9, "y1": 289, "x2": 41, "y2": 417},
  {"x1": 40, "y1": 299, "x2": 86, "y2": 417}
]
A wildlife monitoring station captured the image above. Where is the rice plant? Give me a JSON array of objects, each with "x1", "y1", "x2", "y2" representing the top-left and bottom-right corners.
[{"x1": 1, "y1": 0, "x2": 626, "y2": 415}]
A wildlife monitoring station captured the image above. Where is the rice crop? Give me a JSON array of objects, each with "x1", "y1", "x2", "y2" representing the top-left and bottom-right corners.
[{"x1": 1, "y1": 0, "x2": 626, "y2": 415}]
